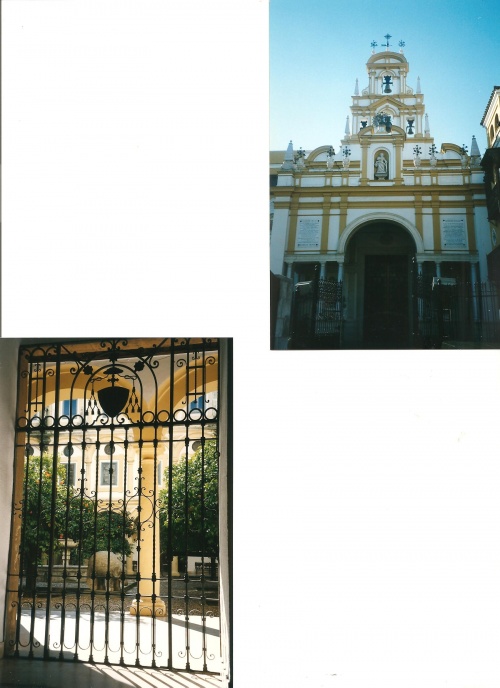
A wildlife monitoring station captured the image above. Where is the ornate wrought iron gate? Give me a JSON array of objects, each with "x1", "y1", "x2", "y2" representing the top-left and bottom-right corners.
[
  {"x1": 6, "y1": 338, "x2": 221, "y2": 672},
  {"x1": 290, "y1": 266, "x2": 343, "y2": 349},
  {"x1": 415, "y1": 278, "x2": 500, "y2": 347}
]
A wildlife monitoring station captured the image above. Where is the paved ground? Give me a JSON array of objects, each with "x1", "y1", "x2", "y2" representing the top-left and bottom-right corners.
[
  {"x1": 13, "y1": 609, "x2": 220, "y2": 674},
  {"x1": 0, "y1": 657, "x2": 222, "y2": 688}
]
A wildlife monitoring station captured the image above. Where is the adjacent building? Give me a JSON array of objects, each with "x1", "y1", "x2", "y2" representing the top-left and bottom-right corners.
[{"x1": 481, "y1": 86, "x2": 500, "y2": 284}]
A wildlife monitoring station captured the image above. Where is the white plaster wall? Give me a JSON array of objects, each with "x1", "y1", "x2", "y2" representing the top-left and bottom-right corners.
[
  {"x1": 328, "y1": 214, "x2": 340, "y2": 251},
  {"x1": 0, "y1": 338, "x2": 21, "y2": 657},
  {"x1": 345, "y1": 206, "x2": 416, "y2": 228},
  {"x1": 301, "y1": 176, "x2": 325, "y2": 187},
  {"x1": 438, "y1": 175, "x2": 462, "y2": 185},
  {"x1": 422, "y1": 213, "x2": 435, "y2": 251}
]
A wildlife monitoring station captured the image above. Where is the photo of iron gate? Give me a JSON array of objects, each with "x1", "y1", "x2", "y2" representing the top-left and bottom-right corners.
[{"x1": 5, "y1": 338, "x2": 221, "y2": 672}]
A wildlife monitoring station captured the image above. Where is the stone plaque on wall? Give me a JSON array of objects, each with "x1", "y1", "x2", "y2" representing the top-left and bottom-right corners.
[
  {"x1": 441, "y1": 217, "x2": 467, "y2": 249},
  {"x1": 296, "y1": 217, "x2": 321, "y2": 249}
]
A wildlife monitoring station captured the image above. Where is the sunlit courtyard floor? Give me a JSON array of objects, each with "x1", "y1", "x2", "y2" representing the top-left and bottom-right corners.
[{"x1": 15, "y1": 609, "x2": 221, "y2": 673}]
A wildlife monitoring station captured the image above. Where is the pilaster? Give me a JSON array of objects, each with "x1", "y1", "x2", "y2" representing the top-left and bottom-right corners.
[
  {"x1": 466, "y1": 194, "x2": 476, "y2": 250},
  {"x1": 394, "y1": 141, "x2": 404, "y2": 184},
  {"x1": 320, "y1": 197, "x2": 331, "y2": 253},
  {"x1": 338, "y1": 193, "x2": 348, "y2": 236},
  {"x1": 432, "y1": 194, "x2": 441, "y2": 251},
  {"x1": 414, "y1": 193, "x2": 423, "y2": 237},
  {"x1": 286, "y1": 199, "x2": 300, "y2": 253},
  {"x1": 360, "y1": 139, "x2": 370, "y2": 185}
]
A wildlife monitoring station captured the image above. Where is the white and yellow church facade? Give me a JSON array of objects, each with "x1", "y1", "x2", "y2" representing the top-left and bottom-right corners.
[{"x1": 270, "y1": 46, "x2": 493, "y2": 349}]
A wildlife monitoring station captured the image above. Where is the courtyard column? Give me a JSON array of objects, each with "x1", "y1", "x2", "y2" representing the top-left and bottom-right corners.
[
  {"x1": 320, "y1": 261, "x2": 326, "y2": 279},
  {"x1": 435, "y1": 262, "x2": 441, "y2": 278},
  {"x1": 286, "y1": 262, "x2": 293, "y2": 279},
  {"x1": 130, "y1": 438, "x2": 166, "y2": 617}
]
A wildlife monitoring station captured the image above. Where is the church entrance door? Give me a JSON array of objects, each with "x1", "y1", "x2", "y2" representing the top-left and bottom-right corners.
[{"x1": 363, "y1": 254, "x2": 410, "y2": 347}]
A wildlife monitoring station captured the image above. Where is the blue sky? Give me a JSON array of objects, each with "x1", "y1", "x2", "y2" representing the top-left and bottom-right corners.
[{"x1": 270, "y1": 0, "x2": 499, "y2": 153}]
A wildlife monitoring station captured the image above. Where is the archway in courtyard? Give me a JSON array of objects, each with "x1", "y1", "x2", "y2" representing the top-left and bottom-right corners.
[
  {"x1": 343, "y1": 221, "x2": 418, "y2": 348},
  {"x1": 5, "y1": 339, "x2": 227, "y2": 675}
]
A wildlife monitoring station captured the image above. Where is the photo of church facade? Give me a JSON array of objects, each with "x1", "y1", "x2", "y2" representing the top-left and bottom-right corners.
[{"x1": 270, "y1": 42, "x2": 498, "y2": 349}]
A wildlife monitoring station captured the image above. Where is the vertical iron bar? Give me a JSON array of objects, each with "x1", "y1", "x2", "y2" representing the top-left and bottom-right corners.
[
  {"x1": 88, "y1": 429, "x2": 101, "y2": 663},
  {"x1": 151, "y1": 419, "x2": 159, "y2": 668},
  {"x1": 119, "y1": 428, "x2": 129, "y2": 667},
  {"x1": 22, "y1": 364, "x2": 43, "y2": 657},
  {"x1": 183, "y1": 346, "x2": 192, "y2": 671},
  {"x1": 134, "y1": 431, "x2": 143, "y2": 667},
  {"x1": 166, "y1": 343, "x2": 175, "y2": 669},
  {"x1": 59, "y1": 418, "x2": 74, "y2": 659},
  {"x1": 200, "y1": 341, "x2": 208, "y2": 672},
  {"x1": 104, "y1": 424, "x2": 115, "y2": 665},
  {"x1": 74, "y1": 419, "x2": 88, "y2": 663},
  {"x1": 43, "y1": 344, "x2": 61, "y2": 658}
]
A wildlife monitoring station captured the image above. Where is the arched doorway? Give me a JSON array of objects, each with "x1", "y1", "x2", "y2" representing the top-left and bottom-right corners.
[{"x1": 343, "y1": 221, "x2": 417, "y2": 348}]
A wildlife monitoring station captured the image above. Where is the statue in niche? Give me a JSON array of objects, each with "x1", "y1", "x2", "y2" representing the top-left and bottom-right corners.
[{"x1": 374, "y1": 152, "x2": 388, "y2": 179}]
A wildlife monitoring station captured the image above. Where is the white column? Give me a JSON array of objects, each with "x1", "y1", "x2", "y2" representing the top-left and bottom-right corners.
[
  {"x1": 435, "y1": 262, "x2": 441, "y2": 278},
  {"x1": 286, "y1": 262, "x2": 293, "y2": 279},
  {"x1": 319, "y1": 262, "x2": 326, "y2": 279}
]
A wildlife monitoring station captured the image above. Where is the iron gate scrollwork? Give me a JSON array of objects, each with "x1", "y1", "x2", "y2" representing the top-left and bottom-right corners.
[{"x1": 6, "y1": 338, "x2": 221, "y2": 672}]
